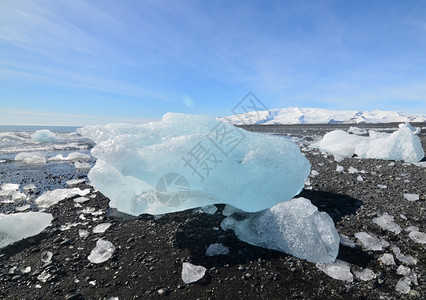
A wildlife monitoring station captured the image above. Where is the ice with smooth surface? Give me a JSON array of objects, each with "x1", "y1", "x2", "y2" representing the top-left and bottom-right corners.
[
  {"x1": 31, "y1": 129, "x2": 57, "y2": 143},
  {"x1": 372, "y1": 213, "x2": 402, "y2": 234},
  {"x1": 78, "y1": 113, "x2": 310, "y2": 215},
  {"x1": 395, "y1": 277, "x2": 411, "y2": 294},
  {"x1": 336, "y1": 166, "x2": 344, "y2": 173},
  {"x1": 397, "y1": 265, "x2": 411, "y2": 276},
  {"x1": 0, "y1": 212, "x2": 53, "y2": 248},
  {"x1": 318, "y1": 123, "x2": 424, "y2": 162},
  {"x1": 181, "y1": 262, "x2": 206, "y2": 283},
  {"x1": 391, "y1": 246, "x2": 417, "y2": 265},
  {"x1": 15, "y1": 152, "x2": 46, "y2": 164},
  {"x1": 340, "y1": 235, "x2": 356, "y2": 248},
  {"x1": 194, "y1": 205, "x2": 218, "y2": 215},
  {"x1": 93, "y1": 223, "x2": 112, "y2": 233},
  {"x1": 403, "y1": 193, "x2": 419, "y2": 201},
  {"x1": 316, "y1": 259, "x2": 353, "y2": 282},
  {"x1": 354, "y1": 268, "x2": 376, "y2": 281},
  {"x1": 35, "y1": 188, "x2": 91, "y2": 208},
  {"x1": 88, "y1": 239, "x2": 115, "y2": 263},
  {"x1": 205, "y1": 243, "x2": 229, "y2": 256},
  {"x1": 379, "y1": 253, "x2": 395, "y2": 265},
  {"x1": 408, "y1": 231, "x2": 426, "y2": 244},
  {"x1": 355, "y1": 232, "x2": 389, "y2": 251},
  {"x1": 221, "y1": 197, "x2": 339, "y2": 263}
]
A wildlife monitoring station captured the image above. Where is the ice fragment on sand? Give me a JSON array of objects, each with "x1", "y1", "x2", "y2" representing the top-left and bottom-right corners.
[
  {"x1": 75, "y1": 161, "x2": 91, "y2": 169},
  {"x1": 0, "y1": 212, "x2": 53, "y2": 248},
  {"x1": 93, "y1": 223, "x2": 111, "y2": 233},
  {"x1": 397, "y1": 265, "x2": 411, "y2": 276},
  {"x1": 408, "y1": 231, "x2": 426, "y2": 244},
  {"x1": 88, "y1": 239, "x2": 115, "y2": 263},
  {"x1": 354, "y1": 268, "x2": 376, "y2": 281},
  {"x1": 377, "y1": 184, "x2": 387, "y2": 189},
  {"x1": 379, "y1": 253, "x2": 395, "y2": 265},
  {"x1": 37, "y1": 270, "x2": 51, "y2": 282},
  {"x1": 181, "y1": 262, "x2": 206, "y2": 283},
  {"x1": 221, "y1": 197, "x2": 339, "y2": 263},
  {"x1": 355, "y1": 232, "x2": 389, "y2": 251},
  {"x1": 316, "y1": 259, "x2": 353, "y2": 282},
  {"x1": 194, "y1": 205, "x2": 217, "y2": 215},
  {"x1": 391, "y1": 246, "x2": 417, "y2": 265},
  {"x1": 340, "y1": 235, "x2": 356, "y2": 248},
  {"x1": 336, "y1": 165, "x2": 344, "y2": 173},
  {"x1": 318, "y1": 123, "x2": 424, "y2": 162},
  {"x1": 205, "y1": 243, "x2": 229, "y2": 256},
  {"x1": 73, "y1": 197, "x2": 89, "y2": 203},
  {"x1": 49, "y1": 152, "x2": 90, "y2": 161},
  {"x1": 311, "y1": 170, "x2": 319, "y2": 176},
  {"x1": 79, "y1": 229, "x2": 89, "y2": 238},
  {"x1": 348, "y1": 167, "x2": 358, "y2": 174},
  {"x1": 348, "y1": 127, "x2": 367, "y2": 135},
  {"x1": 403, "y1": 193, "x2": 419, "y2": 201},
  {"x1": 35, "y1": 188, "x2": 90, "y2": 208},
  {"x1": 222, "y1": 204, "x2": 244, "y2": 216},
  {"x1": 395, "y1": 277, "x2": 411, "y2": 294},
  {"x1": 78, "y1": 113, "x2": 310, "y2": 215},
  {"x1": 66, "y1": 179, "x2": 85, "y2": 186},
  {"x1": 405, "y1": 226, "x2": 419, "y2": 232},
  {"x1": 357, "y1": 175, "x2": 364, "y2": 182},
  {"x1": 14, "y1": 152, "x2": 46, "y2": 165},
  {"x1": 31, "y1": 129, "x2": 57, "y2": 143},
  {"x1": 372, "y1": 213, "x2": 402, "y2": 234}
]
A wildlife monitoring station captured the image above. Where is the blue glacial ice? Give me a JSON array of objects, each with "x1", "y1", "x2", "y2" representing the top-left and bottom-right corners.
[
  {"x1": 318, "y1": 123, "x2": 424, "y2": 162},
  {"x1": 78, "y1": 113, "x2": 311, "y2": 215},
  {"x1": 0, "y1": 212, "x2": 53, "y2": 248},
  {"x1": 221, "y1": 197, "x2": 339, "y2": 263},
  {"x1": 31, "y1": 129, "x2": 57, "y2": 143}
]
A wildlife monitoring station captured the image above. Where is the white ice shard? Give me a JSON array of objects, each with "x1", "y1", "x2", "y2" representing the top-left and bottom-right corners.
[
  {"x1": 66, "y1": 179, "x2": 85, "y2": 186},
  {"x1": 93, "y1": 223, "x2": 112, "y2": 233},
  {"x1": 408, "y1": 230, "x2": 426, "y2": 244},
  {"x1": 379, "y1": 253, "x2": 395, "y2": 265},
  {"x1": 193, "y1": 205, "x2": 218, "y2": 215},
  {"x1": 49, "y1": 152, "x2": 90, "y2": 161},
  {"x1": 88, "y1": 239, "x2": 115, "y2": 263},
  {"x1": 318, "y1": 123, "x2": 424, "y2": 162},
  {"x1": 347, "y1": 127, "x2": 367, "y2": 135},
  {"x1": 316, "y1": 259, "x2": 353, "y2": 282},
  {"x1": 78, "y1": 113, "x2": 310, "y2": 215},
  {"x1": 395, "y1": 277, "x2": 411, "y2": 294},
  {"x1": 181, "y1": 262, "x2": 206, "y2": 284},
  {"x1": 403, "y1": 193, "x2": 419, "y2": 201},
  {"x1": 31, "y1": 129, "x2": 57, "y2": 143},
  {"x1": 354, "y1": 268, "x2": 376, "y2": 281},
  {"x1": 14, "y1": 152, "x2": 46, "y2": 165},
  {"x1": 0, "y1": 212, "x2": 53, "y2": 248},
  {"x1": 205, "y1": 243, "x2": 229, "y2": 256},
  {"x1": 372, "y1": 213, "x2": 402, "y2": 234},
  {"x1": 35, "y1": 188, "x2": 91, "y2": 208},
  {"x1": 74, "y1": 161, "x2": 91, "y2": 169},
  {"x1": 355, "y1": 232, "x2": 389, "y2": 251},
  {"x1": 221, "y1": 197, "x2": 339, "y2": 263}
]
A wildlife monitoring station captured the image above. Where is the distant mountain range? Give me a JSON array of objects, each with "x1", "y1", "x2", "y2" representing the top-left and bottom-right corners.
[{"x1": 221, "y1": 107, "x2": 426, "y2": 125}]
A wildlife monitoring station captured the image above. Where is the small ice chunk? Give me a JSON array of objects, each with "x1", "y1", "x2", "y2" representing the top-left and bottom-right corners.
[
  {"x1": 348, "y1": 167, "x2": 358, "y2": 174},
  {"x1": 395, "y1": 277, "x2": 411, "y2": 294},
  {"x1": 194, "y1": 205, "x2": 217, "y2": 215},
  {"x1": 205, "y1": 243, "x2": 229, "y2": 256},
  {"x1": 336, "y1": 165, "x2": 344, "y2": 173},
  {"x1": 79, "y1": 229, "x2": 89, "y2": 238},
  {"x1": 397, "y1": 265, "x2": 411, "y2": 276},
  {"x1": 15, "y1": 205, "x2": 31, "y2": 212},
  {"x1": 48, "y1": 152, "x2": 90, "y2": 161},
  {"x1": 0, "y1": 212, "x2": 53, "y2": 248},
  {"x1": 31, "y1": 129, "x2": 57, "y2": 143},
  {"x1": 41, "y1": 251, "x2": 53, "y2": 263},
  {"x1": 222, "y1": 204, "x2": 244, "y2": 216},
  {"x1": 357, "y1": 175, "x2": 364, "y2": 182},
  {"x1": 221, "y1": 197, "x2": 339, "y2": 263},
  {"x1": 75, "y1": 161, "x2": 91, "y2": 169},
  {"x1": 372, "y1": 213, "x2": 402, "y2": 234},
  {"x1": 88, "y1": 239, "x2": 115, "y2": 263},
  {"x1": 379, "y1": 253, "x2": 395, "y2": 265},
  {"x1": 340, "y1": 235, "x2": 356, "y2": 248},
  {"x1": 348, "y1": 127, "x2": 368, "y2": 135},
  {"x1": 355, "y1": 232, "x2": 389, "y2": 251},
  {"x1": 73, "y1": 197, "x2": 89, "y2": 203},
  {"x1": 93, "y1": 223, "x2": 112, "y2": 233},
  {"x1": 1, "y1": 183, "x2": 19, "y2": 192},
  {"x1": 311, "y1": 170, "x2": 319, "y2": 177},
  {"x1": 181, "y1": 262, "x2": 206, "y2": 284},
  {"x1": 408, "y1": 231, "x2": 426, "y2": 244},
  {"x1": 37, "y1": 270, "x2": 51, "y2": 282},
  {"x1": 22, "y1": 266, "x2": 31, "y2": 274},
  {"x1": 403, "y1": 193, "x2": 419, "y2": 201},
  {"x1": 354, "y1": 268, "x2": 376, "y2": 281},
  {"x1": 14, "y1": 152, "x2": 46, "y2": 165},
  {"x1": 316, "y1": 259, "x2": 353, "y2": 282},
  {"x1": 377, "y1": 184, "x2": 387, "y2": 189},
  {"x1": 391, "y1": 246, "x2": 417, "y2": 266},
  {"x1": 22, "y1": 184, "x2": 37, "y2": 192},
  {"x1": 35, "y1": 188, "x2": 90, "y2": 208},
  {"x1": 66, "y1": 179, "x2": 85, "y2": 186},
  {"x1": 405, "y1": 226, "x2": 419, "y2": 232}
]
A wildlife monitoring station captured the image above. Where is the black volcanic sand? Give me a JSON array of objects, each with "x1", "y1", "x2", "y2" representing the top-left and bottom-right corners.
[{"x1": 1, "y1": 126, "x2": 425, "y2": 299}]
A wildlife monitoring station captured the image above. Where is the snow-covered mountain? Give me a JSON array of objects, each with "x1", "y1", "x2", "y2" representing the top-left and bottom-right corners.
[{"x1": 221, "y1": 107, "x2": 426, "y2": 125}]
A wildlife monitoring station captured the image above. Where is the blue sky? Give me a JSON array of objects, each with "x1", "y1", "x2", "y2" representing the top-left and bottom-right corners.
[{"x1": 1, "y1": 0, "x2": 425, "y2": 125}]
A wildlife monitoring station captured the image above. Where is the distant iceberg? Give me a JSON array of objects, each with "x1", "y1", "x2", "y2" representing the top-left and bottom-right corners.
[
  {"x1": 31, "y1": 129, "x2": 57, "y2": 143},
  {"x1": 79, "y1": 113, "x2": 310, "y2": 215},
  {"x1": 318, "y1": 123, "x2": 424, "y2": 162}
]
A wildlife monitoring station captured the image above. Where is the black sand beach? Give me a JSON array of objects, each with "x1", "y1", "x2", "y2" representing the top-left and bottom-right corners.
[{"x1": 1, "y1": 124, "x2": 425, "y2": 299}]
